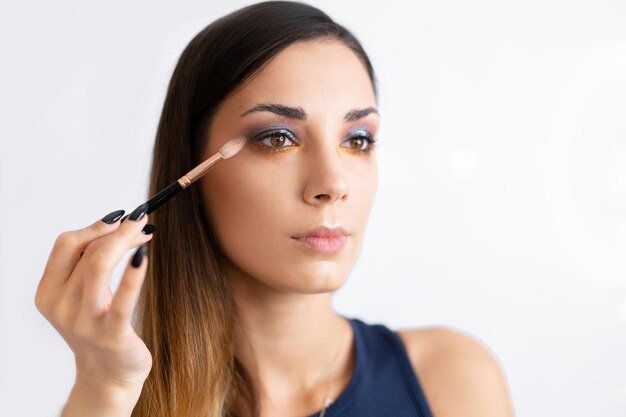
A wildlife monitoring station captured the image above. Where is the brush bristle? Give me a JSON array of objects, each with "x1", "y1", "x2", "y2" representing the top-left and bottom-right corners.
[{"x1": 219, "y1": 136, "x2": 248, "y2": 159}]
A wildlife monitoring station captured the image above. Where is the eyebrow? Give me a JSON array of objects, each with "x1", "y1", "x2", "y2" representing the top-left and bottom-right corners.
[{"x1": 240, "y1": 103, "x2": 378, "y2": 122}]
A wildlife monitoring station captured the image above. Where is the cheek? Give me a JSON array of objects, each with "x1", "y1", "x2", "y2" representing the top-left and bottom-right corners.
[
  {"x1": 349, "y1": 160, "x2": 378, "y2": 223},
  {"x1": 200, "y1": 161, "x2": 295, "y2": 260},
  {"x1": 201, "y1": 165, "x2": 314, "y2": 290}
]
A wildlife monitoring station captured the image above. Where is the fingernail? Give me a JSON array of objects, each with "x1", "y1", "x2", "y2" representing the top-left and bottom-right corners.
[
  {"x1": 101, "y1": 209, "x2": 125, "y2": 224},
  {"x1": 131, "y1": 244, "x2": 147, "y2": 268},
  {"x1": 142, "y1": 224, "x2": 156, "y2": 235},
  {"x1": 129, "y1": 203, "x2": 149, "y2": 221},
  {"x1": 120, "y1": 214, "x2": 129, "y2": 223}
]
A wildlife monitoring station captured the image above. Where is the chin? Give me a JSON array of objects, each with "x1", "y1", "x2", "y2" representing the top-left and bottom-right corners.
[
  {"x1": 222, "y1": 248, "x2": 356, "y2": 294},
  {"x1": 270, "y1": 264, "x2": 351, "y2": 294},
  {"x1": 273, "y1": 279, "x2": 347, "y2": 295}
]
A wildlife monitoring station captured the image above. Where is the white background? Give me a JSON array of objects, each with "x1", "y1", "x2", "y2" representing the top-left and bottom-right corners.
[{"x1": 1, "y1": 0, "x2": 625, "y2": 416}]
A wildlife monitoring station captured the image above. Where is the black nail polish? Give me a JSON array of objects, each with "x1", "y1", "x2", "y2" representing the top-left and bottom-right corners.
[
  {"x1": 131, "y1": 244, "x2": 147, "y2": 268},
  {"x1": 120, "y1": 214, "x2": 129, "y2": 223},
  {"x1": 101, "y1": 209, "x2": 125, "y2": 224},
  {"x1": 142, "y1": 224, "x2": 156, "y2": 235},
  {"x1": 129, "y1": 203, "x2": 149, "y2": 221}
]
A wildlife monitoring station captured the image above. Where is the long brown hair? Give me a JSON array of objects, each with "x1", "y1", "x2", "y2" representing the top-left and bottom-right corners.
[{"x1": 132, "y1": 2, "x2": 376, "y2": 416}]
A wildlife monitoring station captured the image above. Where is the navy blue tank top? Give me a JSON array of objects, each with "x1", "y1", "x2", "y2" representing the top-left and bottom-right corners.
[{"x1": 308, "y1": 317, "x2": 434, "y2": 417}]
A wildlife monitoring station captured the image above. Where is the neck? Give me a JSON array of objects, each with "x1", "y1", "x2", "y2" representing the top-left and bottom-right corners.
[{"x1": 226, "y1": 263, "x2": 354, "y2": 414}]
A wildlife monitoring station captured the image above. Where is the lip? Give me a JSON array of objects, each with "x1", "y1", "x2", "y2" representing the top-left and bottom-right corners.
[
  {"x1": 291, "y1": 226, "x2": 349, "y2": 254},
  {"x1": 291, "y1": 226, "x2": 349, "y2": 238}
]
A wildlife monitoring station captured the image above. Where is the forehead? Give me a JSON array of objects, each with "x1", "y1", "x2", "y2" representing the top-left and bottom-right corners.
[{"x1": 223, "y1": 39, "x2": 376, "y2": 115}]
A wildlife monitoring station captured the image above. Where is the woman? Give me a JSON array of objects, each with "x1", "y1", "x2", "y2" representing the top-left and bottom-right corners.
[{"x1": 35, "y1": 1, "x2": 515, "y2": 416}]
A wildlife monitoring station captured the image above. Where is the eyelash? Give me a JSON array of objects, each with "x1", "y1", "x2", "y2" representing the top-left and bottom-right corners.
[{"x1": 252, "y1": 128, "x2": 378, "y2": 154}]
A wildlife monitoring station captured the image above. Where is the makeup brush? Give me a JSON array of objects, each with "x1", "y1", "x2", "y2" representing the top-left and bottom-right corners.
[{"x1": 143, "y1": 136, "x2": 247, "y2": 215}]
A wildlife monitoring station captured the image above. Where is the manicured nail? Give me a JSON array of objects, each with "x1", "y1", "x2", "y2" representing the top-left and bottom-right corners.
[
  {"x1": 101, "y1": 209, "x2": 125, "y2": 224},
  {"x1": 129, "y1": 203, "x2": 149, "y2": 221},
  {"x1": 131, "y1": 245, "x2": 147, "y2": 268},
  {"x1": 142, "y1": 224, "x2": 156, "y2": 235}
]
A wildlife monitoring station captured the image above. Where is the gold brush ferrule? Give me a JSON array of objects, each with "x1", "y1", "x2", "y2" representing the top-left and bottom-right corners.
[{"x1": 177, "y1": 152, "x2": 223, "y2": 189}]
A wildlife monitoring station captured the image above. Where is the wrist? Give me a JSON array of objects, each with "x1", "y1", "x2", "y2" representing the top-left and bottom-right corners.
[{"x1": 62, "y1": 375, "x2": 145, "y2": 417}]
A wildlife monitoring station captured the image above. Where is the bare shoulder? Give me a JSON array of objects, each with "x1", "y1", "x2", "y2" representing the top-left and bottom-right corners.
[{"x1": 397, "y1": 326, "x2": 515, "y2": 417}]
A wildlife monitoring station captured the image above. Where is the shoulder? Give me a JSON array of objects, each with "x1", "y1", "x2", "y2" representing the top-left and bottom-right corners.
[{"x1": 396, "y1": 326, "x2": 515, "y2": 417}]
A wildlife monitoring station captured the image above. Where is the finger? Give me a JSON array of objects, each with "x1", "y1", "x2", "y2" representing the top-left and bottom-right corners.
[
  {"x1": 39, "y1": 209, "x2": 126, "y2": 290},
  {"x1": 128, "y1": 224, "x2": 156, "y2": 248},
  {"x1": 109, "y1": 245, "x2": 148, "y2": 322},
  {"x1": 78, "y1": 204, "x2": 150, "y2": 312},
  {"x1": 71, "y1": 218, "x2": 152, "y2": 310}
]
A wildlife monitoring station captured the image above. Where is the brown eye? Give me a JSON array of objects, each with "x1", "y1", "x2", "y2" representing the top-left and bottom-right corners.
[
  {"x1": 268, "y1": 133, "x2": 288, "y2": 148},
  {"x1": 349, "y1": 137, "x2": 366, "y2": 150},
  {"x1": 342, "y1": 130, "x2": 376, "y2": 153},
  {"x1": 256, "y1": 129, "x2": 298, "y2": 151}
]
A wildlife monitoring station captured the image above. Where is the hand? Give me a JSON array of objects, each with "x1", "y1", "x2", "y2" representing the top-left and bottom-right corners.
[{"x1": 35, "y1": 205, "x2": 155, "y2": 414}]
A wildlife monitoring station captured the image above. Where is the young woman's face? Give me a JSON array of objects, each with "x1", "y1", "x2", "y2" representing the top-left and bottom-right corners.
[{"x1": 199, "y1": 39, "x2": 379, "y2": 293}]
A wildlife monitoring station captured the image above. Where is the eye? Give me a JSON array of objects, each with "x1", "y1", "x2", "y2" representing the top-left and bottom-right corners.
[
  {"x1": 254, "y1": 129, "x2": 298, "y2": 151},
  {"x1": 342, "y1": 129, "x2": 377, "y2": 153}
]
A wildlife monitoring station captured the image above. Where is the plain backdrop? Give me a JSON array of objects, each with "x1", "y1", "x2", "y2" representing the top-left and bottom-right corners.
[{"x1": 1, "y1": 0, "x2": 625, "y2": 416}]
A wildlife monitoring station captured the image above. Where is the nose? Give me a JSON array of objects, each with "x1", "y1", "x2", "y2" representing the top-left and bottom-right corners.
[{"x1": 302, "y1": 142, "x2": 349, "y2": 206}]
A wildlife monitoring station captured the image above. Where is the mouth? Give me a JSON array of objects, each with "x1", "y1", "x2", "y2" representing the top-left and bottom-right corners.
[{"x1": 290, "y1": 226, "x2": 349, "y2": 254}]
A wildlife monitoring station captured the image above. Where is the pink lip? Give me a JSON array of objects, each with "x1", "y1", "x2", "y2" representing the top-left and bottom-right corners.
[
  {"x1": 292, "y1": 235, "x2": 347, "y2": 253},
  {"x1": 291, "y1": 226, "x2": 349, "y2": 254}
]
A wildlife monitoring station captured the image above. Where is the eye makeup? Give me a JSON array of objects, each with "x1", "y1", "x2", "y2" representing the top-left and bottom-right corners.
[
  {"x1": 344, "y1": 128, "x2": 377, "y2": 153},
  {"x1": 251, "y1": 128, "x2": 300, "y2": 154}
]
